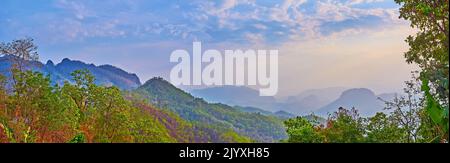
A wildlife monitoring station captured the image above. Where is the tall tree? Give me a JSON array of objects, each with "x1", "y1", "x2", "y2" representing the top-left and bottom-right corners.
[
  {"x1": 395, "y1": 0, "x2": 449, "y2": 142},
  {"x1": 0, "y1": 38, "x2": 39, "y2": 72},
  {"x1": 379, "y1": 74, "x2": 424, "y2": 142}
]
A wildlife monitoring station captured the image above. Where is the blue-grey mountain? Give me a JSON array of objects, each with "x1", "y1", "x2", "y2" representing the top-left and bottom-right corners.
[{"x1": 0, "y1": 56, "x2": 141, "y2": 90}]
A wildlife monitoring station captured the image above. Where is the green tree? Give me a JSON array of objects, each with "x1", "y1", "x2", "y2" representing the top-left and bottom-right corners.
[
  {"x1": 61, "y1": 69, "x2": 131, "y2": 142},
  {"x1": 366, "y1": 112, "x2": 406, "y2": 143},
  {"x1": 284, "y1": 117, "x2": 324, "y2": 143},
  {"x1": 61, "y1": 69, "x2": 177, "y2": 143},
  {"x1": 395, "y1": 0, "x2": 449, "y2": 142},
  {"x1": 0, "y1": 70, "x2": 78, "y2": 142},
  {"x1": 323, "y1": 107, "x2": 366, "y2": 143}
]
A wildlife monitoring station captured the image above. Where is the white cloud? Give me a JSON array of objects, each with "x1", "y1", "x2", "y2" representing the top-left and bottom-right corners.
[
  {"x1": 244, "y1": 33, "x2": 265, "y2": 44},
  {"x1": 347, "y1": 0, "x2": 385, "y2": 5},
  {"x1": 253, "y1": 24, "x2": 268, "y2": 30},
  {"x1": 55, "y1": 0, "x2": 94, "y2": 20}
]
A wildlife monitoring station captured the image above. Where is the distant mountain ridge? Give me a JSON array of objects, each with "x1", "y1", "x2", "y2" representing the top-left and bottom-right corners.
[
  {"x1": 234, "y1": 106, "x2": 296, "y2": 119},
  {"x1": 190, "y1": 85, "x2": 398, "y2": 117},
  {"x1": 282, "y1": 87, "x2": 349, "y2": 114},
  {"x1": 190, "y1": 86, "x2": 281, "y2": 112},
  {"x1": 0, "y1": 56, "x2": 141, "y2": 90}
]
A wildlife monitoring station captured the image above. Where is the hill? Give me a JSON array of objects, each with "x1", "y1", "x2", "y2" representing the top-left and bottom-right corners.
[
  {"x1": 135, "y1": 77, "x2": 288, "y2": 142},
  {"x1": 316, "y1": 88, "x2": 393, "y2": 117},
  {"x1": 282, "y1": 87, "x2": 348, "y2": 115}
]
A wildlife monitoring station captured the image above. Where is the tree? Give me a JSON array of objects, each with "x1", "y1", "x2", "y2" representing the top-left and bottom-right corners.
[
  {"x1": 0, "y1": 70, "x2": 77, "y2": 142},
  {"x1": 0, "y1": 38, "x2": 39, "y2": 72},
  {"x1": 0, "y1": 74, "x2": 6, "y2": 100},
  {"x1": 395, "y1": 0, "x2": 449, "y2": 142},
  {"x1": 322, "y1": 107, "x2": 366, "y2": 143},
  {"x1": 284, "y1": 117, "x2": 324, "y2": 143},
  {"x1": 0, "y1": 38, "x2": 41, "y2": 101},
  {"x1": 366, "y1": 112, "x2": 406, "y2": 143},
  {"x1": 379, "y1": 74, "x2": 423, "y2": 142}
]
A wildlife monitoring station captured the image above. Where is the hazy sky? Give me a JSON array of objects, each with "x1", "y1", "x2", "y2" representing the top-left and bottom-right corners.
[{"x1": 0, "y1": 0, "x2": 417, "y2": 96}]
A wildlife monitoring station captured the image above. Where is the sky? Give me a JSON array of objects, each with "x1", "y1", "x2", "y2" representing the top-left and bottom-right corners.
[{"x1": 0, "y1": 0, "x2": 417, "y2": 97}]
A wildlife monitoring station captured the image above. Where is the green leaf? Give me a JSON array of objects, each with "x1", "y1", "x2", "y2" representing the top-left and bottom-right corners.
[
  {"x1": 421, "y1": 77, "x2": 430, "y2": 92},
  {"x1": 427, "y1": 102, "x2": 443, "y2": 124},
  {"x1": 68, "y1": 133, "x2": 86, "y2": 143},
  {"x1": 444, "y1": 106, "x2": 449, "y2": 118}
]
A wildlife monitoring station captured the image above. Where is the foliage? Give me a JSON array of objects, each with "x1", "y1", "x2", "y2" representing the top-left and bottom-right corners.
[
  {"x1": 365, "y1": 112, "x2": 405, "y2": 143},
  {"x1": 134, "y1": 77, "x2": 287, "y2": 142},
  {"x1": 0, "y1": 37, "x2": 39, "y2": 71},
  {"x1": 284, "y1": 117, "x2": 324, "y2": 143},
  {"x1": 395, "y1": 0, "x2": 449, "y2": 142},
  {"x1": 322, "y1": 108, "x2": 366, "y2": 143}
]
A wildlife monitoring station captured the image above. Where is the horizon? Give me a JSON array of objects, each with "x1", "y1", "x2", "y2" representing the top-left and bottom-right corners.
[{"x1": 1, "y1": 55, "x2": 399, "y2": 99}]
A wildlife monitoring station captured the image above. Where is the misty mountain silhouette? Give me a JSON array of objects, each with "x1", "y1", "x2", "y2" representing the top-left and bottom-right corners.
[
  {"x1": 191, "y1": 85, "x2": 397, "y2": 117},
  {"x1": 190, "y1": 86, "x2": 282, "y2": 112},
  {"x1": 282, "y1": 87, "x2": 348, "y2": 114},
  {"x1": 316, "y1": 88, "x2": 396, "y2": 117}
]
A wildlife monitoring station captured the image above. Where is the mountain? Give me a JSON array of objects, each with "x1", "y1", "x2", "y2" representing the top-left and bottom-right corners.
[
  {"x1": 234, "y1": 106, "x2": 295, "y2": 119},
  {"x1": 316, "y1": 88, "x2": 394, "y2": 117},
  {"x1": 135, "y1": 77, "x2": 287, "y2": 142},
  {"x1": 282, "y1": 87, "x2": 348, "y2": 115},
  {"x1": 234, "y1": 106, "x2": 274, "y2": 115},
  {"x1": 0, "y1": 56, "x2": 141, "y2": 90},
  {"x1": 190, "y1": 86, "x2": 282, "y2": 112},
  {"x1": 378, "y1": 93, "x2": 399, "y2": 102},
  {"x1": 129, "y1": 97, "x2": 251, "y2": 143},
  {"x1": 273, "y1": 111, "x2": 296, "y2": 119},
  {"x1": 285, "y1": 87, "x2": 348, "y2": 103},
  {"x1": 128, "y1": 98, "x2": 221, "y2": 143},
  {"x1": 190, "y1": 86, "x2": 351, "y2": 115}
]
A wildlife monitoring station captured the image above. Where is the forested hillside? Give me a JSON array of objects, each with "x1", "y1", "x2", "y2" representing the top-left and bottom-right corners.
[
  {"x1": 0, "y1": 67, "x2": 255, "y2": 143},
  {"x1": 134, "y1": 77, "x2": 287, "y2": 142}
]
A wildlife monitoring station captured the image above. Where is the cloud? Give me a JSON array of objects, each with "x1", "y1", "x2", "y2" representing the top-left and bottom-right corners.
[
  {"x1": 244, "y1": 33, "x2": 265, "y2": 44},
  {"x1": 2, "y1": 0, "x2": 404, "y2": 44},
  {"x1": 219, "y1": 0, "x2": 239, "y2": 12}
]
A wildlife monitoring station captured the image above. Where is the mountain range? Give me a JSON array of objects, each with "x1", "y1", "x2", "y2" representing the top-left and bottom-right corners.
[
  {"x1": 282, "y1": 87, "x2": 349, "y2": 114},
  {"x1": 0, "y1": 56, "x2": 141, "y2": 90},
  {"x1": 190, "y1": 86, "x2": 282, "y2": 112},
  {"x1": 191, "y1": 86, "x2": 398, "y2": 117}
]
